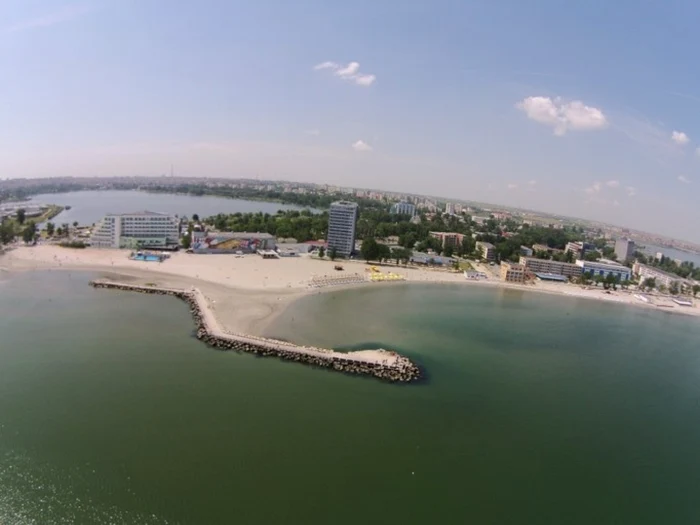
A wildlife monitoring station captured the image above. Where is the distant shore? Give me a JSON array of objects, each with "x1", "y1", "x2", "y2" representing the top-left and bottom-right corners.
[{"x1": 1, "y1": 245, "x2": 698, "y2": 334}]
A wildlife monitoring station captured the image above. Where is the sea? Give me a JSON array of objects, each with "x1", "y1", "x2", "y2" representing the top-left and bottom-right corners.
[
  {"x1": 25, "y1": 190, "x2": 315, "y2": 226},
  {"x1": 1, "y1": 271, "x2": 700, "y2": 525}
]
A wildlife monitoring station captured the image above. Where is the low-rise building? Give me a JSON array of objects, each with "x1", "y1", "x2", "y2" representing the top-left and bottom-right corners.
[
  {"x1": 476, "y1": 241, "x2": 496, "y2": 262},
  {"x1": 390, "y1": 202, "x2": 416, "y2": 217},
  {"x1": 500, "y1": 262, "x2": 527, "y2": 283},
  {"x1": 519, "y1": 256, "x2": 582, "y2": 279},
  {"x1": 565, "y1": 241, "x2": 595, "y2": 259},
  {"x1": 191, "y1": 231, "x2": 276, "y2": 253},
  {"x1": 576, "y1": 259, "x2": 631, "y2": 281},
  {"x1": 632, "y1": 262, "x2": 686, "y2": 289},
  {"x1": 520, "y1": 245, "x2": 534, "y2": 257},
  {"x1": 430, "y1": 231, "x2": 466, "y2": 249},
  {"x1": 532, "y1": 244, "x2": 564, "y2": 255}
]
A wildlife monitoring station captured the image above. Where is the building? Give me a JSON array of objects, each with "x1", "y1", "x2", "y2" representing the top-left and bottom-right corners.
[
  {"x1": 520, "y1": 245, "x2": 534, "y2": 257},
  {"x1": 576, "y1": 259, "x2": 631, "y2": 281},
  {"x1": 327, "y1": 201, "x2": 358, "y2": 257},
  {"x1": 90, "y1": 211, "x2": 180, "y2": 249},
  {"x1": 615, "y1": 238, "x2": 636, "y2": 262},
  {"x1": 500, "y1": 262, "x2": 527, "y2": 283},
  {"x1": 532, "y1": 244, "x2": 564, "y2": 255},
  {"x1": 445, "y1": 202, "x2": 455, "y2": 215},
  {"x1": 430, "y1": 231, "x2": 466, "y2": 249},
  {"x1": 565, "y1": 241, "x2": 595, "y2": 259},
  {"x1": 390, "y1": 202, "x2": 416, "y2": 217},
  {"x1": 191, "y1": 231, "x2": 276, "y2": 253},
  {"x1": 632, "y1": 262, "x2": 685, "y2": 289},
  {"x1": 519, "y1": 256, "x2": 582, "y2": 279},
  {"x1": 476, "y1": 241, "x2": 496, "y2": 262}
]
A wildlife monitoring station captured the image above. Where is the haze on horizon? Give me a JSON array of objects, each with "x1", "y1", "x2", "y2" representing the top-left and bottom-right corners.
[{"x1": 1, "y1": 1, "x2": 699, "y2": 242}]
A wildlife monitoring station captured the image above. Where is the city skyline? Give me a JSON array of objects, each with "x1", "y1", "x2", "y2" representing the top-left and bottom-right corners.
[{"x1": 2, "y1": 1, "x2": 700, "y2": 242}]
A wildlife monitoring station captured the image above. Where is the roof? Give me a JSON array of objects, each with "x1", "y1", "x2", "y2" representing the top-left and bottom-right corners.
[
  {"x1": 202, "y1": 231, "x2": 276, "y2": 240},
  {"x1": 535, "y1": 272, "x2": 569, "y2": 282}
]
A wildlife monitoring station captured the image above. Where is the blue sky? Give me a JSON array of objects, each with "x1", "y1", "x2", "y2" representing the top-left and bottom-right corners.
[{"x1": 1, "y1": 0, "x2": 699, "y2": 241}]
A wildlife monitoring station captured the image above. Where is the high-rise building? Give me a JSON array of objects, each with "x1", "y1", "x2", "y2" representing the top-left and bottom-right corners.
[
  {"x1": 445, "y1": 202, "x2": 455, "y2": 215},
  {"x1": 390, "y1": 202, "x2": 416, "y2": 216},
  {"x1": 90, "y1": 211, "x2": 180, "y2": 249},
  {"x1": 614, "y1": 238, "x2": 636, "y2": 261},
  {"x1": 327, "y1": 201, "x2": 358, "y2": 257}
]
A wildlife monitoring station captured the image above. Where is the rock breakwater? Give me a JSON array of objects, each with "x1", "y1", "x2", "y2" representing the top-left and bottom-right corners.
[{"x1": 89, "y1": 280, "x2": 421, "y2": 383}]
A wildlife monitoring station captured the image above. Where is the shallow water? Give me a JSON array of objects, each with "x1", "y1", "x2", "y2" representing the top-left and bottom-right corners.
[{"x1": 2, "y1": 273, "x2": 700, "y2": 524}]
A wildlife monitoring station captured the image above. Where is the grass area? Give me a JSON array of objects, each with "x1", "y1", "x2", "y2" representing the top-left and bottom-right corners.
[
  {"x1": 458, "y1": 261, "x2": 474, "y2": 271},
  {"x1": 6, "y1": 204, "x2": 64, "y2": 232}
]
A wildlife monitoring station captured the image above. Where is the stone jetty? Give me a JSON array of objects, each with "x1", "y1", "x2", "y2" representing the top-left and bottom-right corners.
[{"x1": 89, "y1": 280, "x2": 421, "y2": 383}]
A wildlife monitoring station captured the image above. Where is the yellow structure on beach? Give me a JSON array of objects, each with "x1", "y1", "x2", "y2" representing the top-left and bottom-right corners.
[{"x1": 369, "y1": 271, "x2": 406, "y2": 282}]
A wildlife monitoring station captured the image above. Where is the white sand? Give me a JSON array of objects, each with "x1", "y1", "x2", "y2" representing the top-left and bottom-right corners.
[{"x1": 1, "y1": 245, "x2": 698, "y2": 334}]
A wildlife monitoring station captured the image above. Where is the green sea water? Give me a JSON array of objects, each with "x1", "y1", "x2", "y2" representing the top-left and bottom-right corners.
[{"x1": 2, "y1": 271, "x2": 700, "y2": 524}]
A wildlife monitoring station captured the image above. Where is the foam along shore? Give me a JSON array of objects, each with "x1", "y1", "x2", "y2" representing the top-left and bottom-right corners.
[{"x1": 89, "y1": 280, "x2": 421, "y2": 383}]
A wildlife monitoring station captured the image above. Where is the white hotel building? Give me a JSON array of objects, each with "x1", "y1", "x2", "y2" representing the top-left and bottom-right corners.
[{"x1": 90, "y1": 211, "x2": 180, "y2": 249}]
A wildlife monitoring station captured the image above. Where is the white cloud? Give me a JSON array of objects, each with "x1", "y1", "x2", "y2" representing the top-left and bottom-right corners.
[
  {"x1": 313, "y1": 61, "x2": 338, "y2": 71},
  {"x1": 516, "y1": 96, "x2": 607, "y2": 136},
  {"x1": 671, "y1": 130, "x2": 690, "y2": 145},
  {"x1": 528, "y1": 180, "x2": 537, "y2": 185},
  {"x1": 314, "y1": 60, "x2": 376, "y2": 86},
  {"x1": 585, "y1": 181, "x2": 603, "y2": 194},
  {"x1": 336, "y1": 62, "x2": 360, "y2": 77},
  {"x1": 606, "y1": 180, "x2": 620, "y2": 188},
  {"x1": 626, "y1": 186, "x2": 637, "y2": 197},
  {"x1": 5, "y1": 3, "x2": 91, "y2": 33},
  {"x1": 352, "y1": 140, "x2": 373, "y2": 152},
  {"x1": 507, "y1": 183, "x2": 518, "y2": 190},
  {"x1": 678, "y1": 175, "x2": 691, "y2": 184}
]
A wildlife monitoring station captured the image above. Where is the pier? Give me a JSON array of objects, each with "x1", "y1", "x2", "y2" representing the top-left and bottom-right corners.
[{"x1": 89, "y1": 280, "x2": 421, "y2": 383}]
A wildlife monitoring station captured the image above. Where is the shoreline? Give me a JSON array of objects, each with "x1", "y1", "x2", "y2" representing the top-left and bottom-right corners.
[{"x1": 1, "y1": 246, "x2": 698, "y2": 333}]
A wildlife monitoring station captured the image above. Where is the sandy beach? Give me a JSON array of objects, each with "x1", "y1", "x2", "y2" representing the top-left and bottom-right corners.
[{"x1": 1, "y1": 245, "x2": 698, "y2": 334}]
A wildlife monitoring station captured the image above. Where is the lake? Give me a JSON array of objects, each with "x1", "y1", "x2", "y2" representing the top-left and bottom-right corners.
[{"x1": 26, "y1": 190, "x2": 317, "y2": 226}]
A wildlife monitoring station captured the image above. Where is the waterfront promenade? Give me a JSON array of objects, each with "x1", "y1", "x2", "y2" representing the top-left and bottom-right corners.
[{"x1": 90, "y1": 279, "x2": 421, "y2": 382}]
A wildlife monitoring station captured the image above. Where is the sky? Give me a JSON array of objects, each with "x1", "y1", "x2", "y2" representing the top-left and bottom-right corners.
[{"x1": 1, "y1": 0, "x2": 699, "y2": 242}]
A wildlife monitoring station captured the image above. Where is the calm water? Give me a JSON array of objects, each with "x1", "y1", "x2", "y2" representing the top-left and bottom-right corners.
[
  {"x1": 642, "y1": 243, "x2": 700, "y2": 266},
  {"x1": 27, "y1": 190, "x2": 314, "y2": 226},
  {"x1": 2, "y1": 273, "x2": 700, "y2": 524}
]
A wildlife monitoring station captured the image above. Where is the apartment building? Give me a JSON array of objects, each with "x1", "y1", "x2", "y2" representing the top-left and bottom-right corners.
[
  {"x1": 476, "y1": 241, "x2": 496, "y2": 262},
  {"x1": 500, "y1": 262, "x2": 527, "y2": 283},
  {"x1": 519, "y1": 256, "x2": 583, "y2": 279}
]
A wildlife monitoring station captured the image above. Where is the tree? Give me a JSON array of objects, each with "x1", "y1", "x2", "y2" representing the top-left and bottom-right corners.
[
  {"x1": 46, "y1": 222, "x2": 55, "y2": 236},
  {"x1": 669, "y1": 281, "x2": 681, "y2": 296},
  {"x1": 377, "y1": 243, "x2": 391, "y2": 263},
  {"x1": 658, "y1": 284, "x2": 668, "y2": 294},
  {"x1": 61, "y1": 223, "x2": 69, "y2": 237},
  {"x1": 0, "y1": 220, "x2": 14, "y2": 244},
  {"x1": 192, "y1": 214, "x2": 200, "y2": 222},
  {"x1": 444, "y1": 245, "x2": 454, "y2": 258},
  {"x1": 318, "y1": 246, "x2": 325, "y2": 258},
  {"x1": 642, "y1": 277, "x2": 656, "y2": 291},
  {"x1": 693, "y1": 284, "x2": 700, "y2": 297},
  {"x1": 361, "y1": 237, "x2": 380, "y2": 262},
  {"x1": 181, "y1": 224, "x2": 194, "y2": 249},
  {"x1": 329, "y1": 247, "x2": 337, "y2": 261},
  {"x1": 22, "y1": 222, "x2": 36, "y2": 244},
  {"x1": 72, "y1": 221, "x2": 79, "y2": 228},
  {"x1": 16, "y1": 208, "x2": 26, "y2": 225}
]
